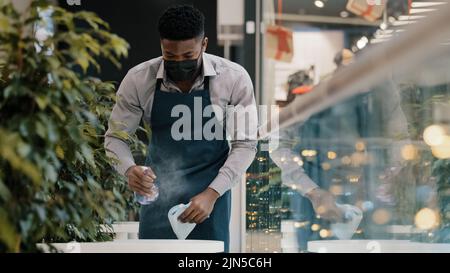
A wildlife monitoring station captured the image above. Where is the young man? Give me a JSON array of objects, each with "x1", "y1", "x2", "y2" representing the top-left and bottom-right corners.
[{"x1": 105, "y1": 5, "x2": 257, "y2": 252}]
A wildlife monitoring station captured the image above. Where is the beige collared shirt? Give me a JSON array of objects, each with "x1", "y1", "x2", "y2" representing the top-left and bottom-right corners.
[{"x1": 105, "y1": 53, "x2": 258, "y2": 196}]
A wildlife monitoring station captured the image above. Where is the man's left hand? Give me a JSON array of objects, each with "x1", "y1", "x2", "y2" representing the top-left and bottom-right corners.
[{"x1": 179, "y1": 187, "x2": 220, "y2": 224}]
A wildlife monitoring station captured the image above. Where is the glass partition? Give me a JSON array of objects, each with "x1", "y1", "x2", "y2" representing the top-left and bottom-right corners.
[{"x1": 246, "y1": 0, "x2": 450, "y2": 253}]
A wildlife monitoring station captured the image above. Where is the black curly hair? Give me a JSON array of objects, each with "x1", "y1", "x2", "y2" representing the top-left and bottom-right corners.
[{"x1": 158, "y1": 4, "x2": 205, "y2": 41}]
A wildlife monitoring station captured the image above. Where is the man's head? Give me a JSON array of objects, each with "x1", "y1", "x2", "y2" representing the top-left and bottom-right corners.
[{"x1": 158, "y1": 5, "x2": 208, "y2": 82}]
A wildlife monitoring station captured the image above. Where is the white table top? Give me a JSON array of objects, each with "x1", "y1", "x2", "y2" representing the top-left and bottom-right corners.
[
  {"x1": 38, "y1": 239, "x2": 224, "y2": 253},
  {"x1": 308, "y1": 240, "x2": 450, "y2": 253}
]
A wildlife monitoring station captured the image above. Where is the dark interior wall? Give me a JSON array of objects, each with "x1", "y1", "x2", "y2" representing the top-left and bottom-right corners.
[{"x1": 58, "y1": 0, "x2": 223, "y2": 83}]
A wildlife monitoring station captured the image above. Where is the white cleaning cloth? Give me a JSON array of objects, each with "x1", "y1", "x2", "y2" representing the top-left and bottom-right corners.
[
  {"x1": 330, "y1": 203, "x2": 363, "y2": 240},
  {"x1": 168, "y1": 202, "x2": 196, "y2": 240}
]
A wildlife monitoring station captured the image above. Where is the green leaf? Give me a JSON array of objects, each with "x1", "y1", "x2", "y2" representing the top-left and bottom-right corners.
[
  {"x1": 35, "y1": 95, "x2": 49, "y2": 110},
  {"x1": 80, "y1": 144, "x2": 95, "y2": 168},
  {"x1": 35, "y1": 205, "x2": 47, "y2": 222},
  {"x1": 50, "y1": 105, "x2": 66, "y2": 121},
  {"x1": 0, "y1": 180, "x2": 11, "y2": 201},
  {"x1": 55, "y1": 145, "x2": 64, "y2": 160},
  {"x1": 0, "y1": 129, "x2": 42, "y2": 186},
  {"x1": 44, "y1": 163, "x2": 58, "y2": 182},
  {"x1": 35, "y1": 121, "x2": 46, "y2": 139},
  {"x1": 0, "y1": 208, "x2": 21, "y2": 252}
]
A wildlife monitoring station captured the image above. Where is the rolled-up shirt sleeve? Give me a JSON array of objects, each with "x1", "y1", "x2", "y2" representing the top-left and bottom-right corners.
[
  {"x1": 104, "y1": 71, "x2": 143, "y2": 176},
  {"x1": 208, "y1": 70, "x2": 258, "y2": 196}
]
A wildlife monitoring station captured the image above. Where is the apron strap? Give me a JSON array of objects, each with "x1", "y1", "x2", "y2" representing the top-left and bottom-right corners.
[
  {"x1": 154, "y1": 76, "x2": 210, "y2": 92},
  {"x1": 155, "y1": 78, "x2": 163, "y2": 91},
  {"x1": 203, "y1": 76, "x2": 210, "y2": 90}
]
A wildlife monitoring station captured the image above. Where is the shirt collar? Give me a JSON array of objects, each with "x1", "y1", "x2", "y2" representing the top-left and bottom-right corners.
[{"x1": 156, "y1": 52, "x2": 217, "y2": 81}]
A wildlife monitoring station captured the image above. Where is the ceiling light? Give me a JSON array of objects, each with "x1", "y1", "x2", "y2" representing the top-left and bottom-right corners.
[
  {"x1": 398, "y1": 15, "x2": 426, "y2": 20},
  {"x1": 357, "y1": 36, "x2": 369, "y2": 49},
  {"x1": 411, "y1": 2, "x2": 447, "y2": 8},
  {"x1": 392, "y1": 20, "x2": 418, "y2": 26},
  {"x1": 340, "y1": 11, "x2": 349, "y2": 18},
  {"x1": 371, "y1": 39, "x2": 389, "y2": 44},
  {"x1": 410, "y1": 8, "x2": 438, "y2": 14},
  {"x1": 314, "y1": 0, "x2": 325, "y2": 8}
]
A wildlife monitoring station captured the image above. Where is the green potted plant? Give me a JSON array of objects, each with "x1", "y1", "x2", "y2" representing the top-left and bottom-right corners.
[
  {"x1": 0, "y1": 0, "x2": 145, "y2": 252},
  {"x1": 399, "y1": 82, "x2": 450, "y2": 243},
  {"x1": 431, "y1": 159, "x2": 450, "y2": 243}
]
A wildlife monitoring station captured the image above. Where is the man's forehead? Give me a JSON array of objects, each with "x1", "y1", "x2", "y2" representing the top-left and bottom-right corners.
[
  {"x1": 161, "y1": 39, "x2": 203, "y2": 55},
  {"x1": 161, "y1": 38, "x2": 201, "y2": 47}
]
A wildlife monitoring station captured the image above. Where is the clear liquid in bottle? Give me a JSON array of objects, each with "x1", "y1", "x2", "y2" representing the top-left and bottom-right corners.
[{"x1": 134, "y1": 166, "x2": 159, "y2": 205}]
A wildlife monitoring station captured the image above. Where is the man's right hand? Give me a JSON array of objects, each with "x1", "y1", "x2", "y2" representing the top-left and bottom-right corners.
[
  {"x1": 126, "y1": 165, "x2": 157, "y2": 197},
  {"x1": 305, "y1": 188, "x2": 344, "y2": 223}
]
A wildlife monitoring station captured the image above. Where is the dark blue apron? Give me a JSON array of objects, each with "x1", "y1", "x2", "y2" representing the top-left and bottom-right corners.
[{"x1": 138, "y1": 76, "x2": 231, "y2": 252}]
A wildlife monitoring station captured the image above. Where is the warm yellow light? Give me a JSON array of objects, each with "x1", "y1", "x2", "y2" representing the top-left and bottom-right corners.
[
  {"x1": 327, "y1": 151, "x2": 337, "y2": 159},
  {"x1": 415, "y1": 208, "x2": 439, "y2": 230},
  {"x1": 319, "y1": 229, "x2": 330, "y2": 238},
  {"x1": 311, "y1": 224, "x2": 320, "y2": 231},
  {"x1": 372, "y1": 209, "x2": 391, "y2": 225},
  {"x1": 293, "y1": 156, "x2": 300, "y2": 162},
  {"x1": 401, "y1": 144, "x2": 419, "y2": 160},
  {"x1": 423, "y1": 125, "x2": 446, "y2": 146},
  {"x1": 348, "y1": 175, "x2": 360, "y2": 183},
  {"x1": 329, "y1": 185, "x2": 343, "y2": 195},
  {"x1": 301, "y1": 149, "x2": 317, "y2": 157},
  {"x1": 321, "y1": 162, "x2": 331, "y2": 170},
  {"x1": 431, "y1": 136, "x2": 450, "y2": 159},
  {"x1": 294, "y1": 221, "x2": 308, "y2": 228},
  {"x1": 355, "y1": 141, "x2": 366, "y2": 151}
]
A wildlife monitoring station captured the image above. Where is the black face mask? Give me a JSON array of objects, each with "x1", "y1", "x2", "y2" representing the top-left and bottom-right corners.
[{"x1": 164, "y1": 55, "x2": 201, "y2": 82}]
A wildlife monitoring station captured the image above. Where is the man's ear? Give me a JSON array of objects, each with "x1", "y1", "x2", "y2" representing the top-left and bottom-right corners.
[{"x1": 202, "y1": 37, "x2": 208, "y2": 52}]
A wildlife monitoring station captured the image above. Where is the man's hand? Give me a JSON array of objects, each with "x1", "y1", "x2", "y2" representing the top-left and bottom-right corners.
[
  {"x1": 305, "y1": 188, "x2": 344, "y2": 222},
  {"x1": 126, "y1": 165, "x2": 157, "y2": 197},
  {"x1": 179, "y1": 187, "x2": 220, "y2": 224}
]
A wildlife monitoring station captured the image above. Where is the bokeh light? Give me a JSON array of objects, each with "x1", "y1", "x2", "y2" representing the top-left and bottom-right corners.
[
  {"x1": 372, "y1": 209, "x2": 391, "y2": 225},
  {"x1": 355, "y1": 141, "x2": 366, "y2": 151},
  {"x1": 319, "y1": 229, "x2": 331, "y2": 238},
  {"x1": 431, "y1": 136, "x2": 450, "y2": 159},
  {"x1": 327, "y1": 151, "x2": 337, "y2": 159},
  {"x1": 423, "y1": 124, "x2": 446, "y2": 146},
  {"x1": 401, "y1": 144, "x2": 419, "y2": 160},
  {"x1": 415, "y1": 208, "x2": 440, "y2": 230}
]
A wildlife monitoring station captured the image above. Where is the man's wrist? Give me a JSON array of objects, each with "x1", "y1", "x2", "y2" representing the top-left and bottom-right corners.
[
  {"x1": 304, "y1": 187, "x2": 319, "y2": 199},
  {"x1": 206, "y1": 187, "x2": 220, "y2": 200},
  {"x1": 125, "y1": 165, "x2": 137, "y2": 177}
]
